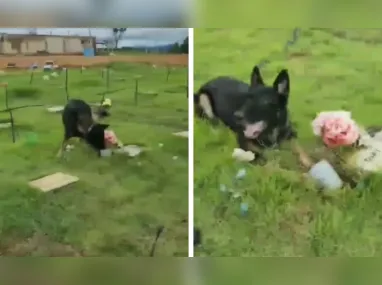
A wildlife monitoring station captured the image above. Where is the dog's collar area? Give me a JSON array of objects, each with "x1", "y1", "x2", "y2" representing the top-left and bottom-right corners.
[{"x1": 87, "y1": 124, "x2": 95, "y2": 132}]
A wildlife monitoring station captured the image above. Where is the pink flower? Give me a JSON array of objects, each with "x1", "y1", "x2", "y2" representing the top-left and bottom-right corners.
[
  {"x1": 104, "y1": 130, "x2": 118, "y2": 146},
  {"x1": 312, "y1": 111, "x2": 360, "y2": 148}
]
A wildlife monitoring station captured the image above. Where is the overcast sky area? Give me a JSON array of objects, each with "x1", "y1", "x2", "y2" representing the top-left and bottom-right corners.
[
  {"x1": 0, "y1": 28, "x2": 188, "y2": 47},
  {"x1": 0, "y1": 0, "x2": 192, "y2": 27}
]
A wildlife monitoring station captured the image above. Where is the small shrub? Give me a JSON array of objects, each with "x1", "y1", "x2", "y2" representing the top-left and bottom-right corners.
[{"x1": 10, "y1": 87, "x2": 40, "y2": 99}]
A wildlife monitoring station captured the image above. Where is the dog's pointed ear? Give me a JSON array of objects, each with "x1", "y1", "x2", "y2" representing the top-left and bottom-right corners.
[
  {"x1": 250, "y1": 65, "x2": 264, "y2": 87},
  {"x1": 99, "y1": 123, "x2": 109, "y2": 130},
  {"x1": 273, "y1": 69, "x2": 289, "y2": 95},
  {"x1": 273, "y1": 69, "x2": 290, "y2": 106}
]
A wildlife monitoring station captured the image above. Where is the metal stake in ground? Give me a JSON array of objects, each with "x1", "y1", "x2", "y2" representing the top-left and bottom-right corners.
[
  {"x1": 149, "y1": 225, "x2": 165, "y2": 256},
  {"x1": 166, "y1": 66, "x2": 171, "y2": 82},
  {"x1": 29, "y1": 70, "x2": 34, "y2": 85},
  {"x1": 101, "y1": 67, "x2": 111, "y2": 102},
  {"x1": 9, "y1": 109, "x2": 15, "y2": 143},
  {"x1": 106, "y1": 66, "x2": 110, "y2": 92},
  {"x1": 65, "y1": 68, "x2": 69, "y2": 101},
  {"x1": 134, "y1": 75, "x2": 142, "y2": 105},
  {"x1": 0, "y1": 82, "x2": 8, "y2": 109}
]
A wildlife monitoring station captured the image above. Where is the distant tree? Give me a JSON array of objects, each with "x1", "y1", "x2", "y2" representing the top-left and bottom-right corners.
[
  {"x1": 180, "y1": 37, "x2": 188, "y2": 54},
  {"x1": 170, "y1": 43, "x2": 181, "y2": 53},
  {"x1": 112, "y1": 28, "x2": 127, "y2": 49},
  {"x1": 0, "y1": 33, "x2": 7, "y2": 42}
]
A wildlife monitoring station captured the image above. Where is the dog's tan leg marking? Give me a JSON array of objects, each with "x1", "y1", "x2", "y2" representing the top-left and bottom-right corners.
[
  {"x1": 199, "y1": 93, "x2": 215, "y2": 119},
  {"x1": 271, "y1": 128, "x2": 279, "y2": 144},
  {"x1": 56, "y1": 140, "x2": 68, "y2": 158},
  {"x1": 56, "y1": 138, "x2": 77, "y2": 158}
]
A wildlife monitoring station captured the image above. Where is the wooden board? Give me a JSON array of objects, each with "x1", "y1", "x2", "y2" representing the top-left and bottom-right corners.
[
  {"x1": 6, "y1": 63, "x2": 16, "y2": 68},
  {"x1": 47, "y1": 106, "x2": 64, "y2": 113},
  {"x1": 173, "y1": 131, "x2": 188, "y2": 138},
  {"x1": 0, "y1": 122, "x2": 11, "y2": 129},
  {"x1": 29, "y1": 172, "x2": 79, "y2": 192}
]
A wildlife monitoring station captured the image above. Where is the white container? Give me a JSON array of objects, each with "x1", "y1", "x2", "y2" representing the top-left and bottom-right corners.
[
  {"x1": 308, "y1": 160, "x2": 343, "y2": 190},
  {"x1": 100, "y1": 149, "x2": 112, "y2": 157},
  {"x1": 232, "y1": 148, "x2": 256, "y2": 162}
]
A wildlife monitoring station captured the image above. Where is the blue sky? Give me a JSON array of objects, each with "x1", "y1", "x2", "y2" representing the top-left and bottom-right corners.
[{"x1": 0, "y1": 28, "x2": 188, "y2": 47}]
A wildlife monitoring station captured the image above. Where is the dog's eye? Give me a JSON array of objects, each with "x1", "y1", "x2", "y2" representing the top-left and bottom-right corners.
[
  {"x1": 234, "y1": 110, "x2": 244, "y2": 121},
  {"x1": 234, "y1": 116, "x2": 244, "y2": 125}
]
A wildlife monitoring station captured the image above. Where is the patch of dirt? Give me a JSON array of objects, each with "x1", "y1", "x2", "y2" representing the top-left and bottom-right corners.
[
  {"x1": 0, "y1": 54, "x2": 188, "y2": 70},
  {"x1": 0, "y1": 233, "x2": 83, "y2": 256},
  {"x1": 288, "y1": 51, "x2": 311, "y2": 59}
]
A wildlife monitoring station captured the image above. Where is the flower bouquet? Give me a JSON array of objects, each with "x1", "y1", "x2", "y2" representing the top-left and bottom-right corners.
[
  {"x1": 311, "y1": 111, "x2": 382, "y2": 187},
  {"x1": 104, "y1": 130, "x2": 123, "y2": 149}
]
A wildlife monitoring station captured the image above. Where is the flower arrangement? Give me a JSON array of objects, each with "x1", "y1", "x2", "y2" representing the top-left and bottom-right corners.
[
  {"x1": 310, "y1": 111, "x2": 382, "y2": 187},
  {"x1": 104, "y1": 130, "x2": 121, "y2": 148},
  {"x1": 312, "y1": 111, "x2": 360, "y2": 148}
]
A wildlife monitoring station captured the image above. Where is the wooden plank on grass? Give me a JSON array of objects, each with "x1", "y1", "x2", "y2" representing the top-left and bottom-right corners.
[
  {"x1": 0, "y1": 122, "x2": 11, "y2": 129},
  {"x1": 173, "y1": 131, "x2": 188, "y2": 138},
  {"x1": 46, "y1": 106, "x2": 64, "y2": 113},
  {"x1": 29, "y1": 172, "x2": 79, "y2": 192}
]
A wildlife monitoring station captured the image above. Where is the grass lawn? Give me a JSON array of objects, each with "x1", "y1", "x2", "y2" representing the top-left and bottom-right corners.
[
  {"x1": 194, "y1": 28, "x2": 382, "y2": 256},
  {"x1": 0, "y1": 62, "x2": 188, "y2": 256}
]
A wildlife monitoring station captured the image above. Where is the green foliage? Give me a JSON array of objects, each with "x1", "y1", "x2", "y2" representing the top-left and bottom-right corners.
[
  {"x1": 10, "y1": 87, "x2": 40, "y2": 99},
  {"x1": 181, "y1": 37, "x2": 188, "y2": 53},
  {"x1": 170, "y1": 37, "x2": 189, "y2": 54},
  {"x1": 112, "y1": 28, "x2": 127, "y2": 49}
]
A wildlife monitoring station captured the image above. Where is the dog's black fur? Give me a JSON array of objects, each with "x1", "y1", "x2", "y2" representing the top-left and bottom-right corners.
[
  {"x1": 59, "y1": 99, "x2": 109, "y2": 156},
  {"x1": 194, "y1": 65, "x2": 296, "y2": 160}
]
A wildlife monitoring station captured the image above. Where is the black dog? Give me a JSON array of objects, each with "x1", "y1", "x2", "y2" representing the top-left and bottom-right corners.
[
  {"x1": 194, "y1": 65, "x2": 296, "y2": 160},
  {"x1": 58, "y1": 99, "x2": 110, "y2": 157}
]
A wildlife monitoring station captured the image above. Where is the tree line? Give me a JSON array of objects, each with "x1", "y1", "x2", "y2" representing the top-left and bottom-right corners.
[
  {"x1": 112, "y1": 28, "x2": 188, "y2": 54},
  {"x1": 170, "y1": 37, "x2": 188, "y2": 54}
]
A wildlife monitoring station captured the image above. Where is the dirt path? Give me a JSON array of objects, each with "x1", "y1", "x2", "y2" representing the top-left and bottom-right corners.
[{"x1": 0, "y1": 54, "x2": 188, "y2": 69}]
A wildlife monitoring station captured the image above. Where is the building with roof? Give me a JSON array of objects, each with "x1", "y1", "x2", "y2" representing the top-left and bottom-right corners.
[{"x1": 0, "y1": 34, "x2": 96, "y2": 56}]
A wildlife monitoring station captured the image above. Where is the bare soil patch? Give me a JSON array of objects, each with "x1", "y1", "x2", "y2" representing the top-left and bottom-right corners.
[{"x1": 0, "y1": 54, "x2": 188, "y2": 70}]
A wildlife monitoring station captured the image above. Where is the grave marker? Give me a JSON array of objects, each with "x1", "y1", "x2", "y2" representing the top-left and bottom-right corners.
[
  {"x1": 29, "y1": 172, "x2": 79, "y2": 192},
  {"x1": 5, "y1": 62, "x2": 16, "y2": 69}
]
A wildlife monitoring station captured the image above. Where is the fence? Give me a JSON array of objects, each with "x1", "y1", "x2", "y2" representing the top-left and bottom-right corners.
[{"x1": 0, "y1": 63, "x2": 187, "y2": 143}]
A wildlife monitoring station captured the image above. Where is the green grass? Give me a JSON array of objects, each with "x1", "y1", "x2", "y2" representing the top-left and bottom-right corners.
[
  {"x1": 0, "y1": 62, "x2": 188, "y2": 256},
  {"x1": 197, "y1": 1, "x2": 382, "y2": 27},
  {"x1": 194, "y1": 28, "x2": 382, "y2": 256}
]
